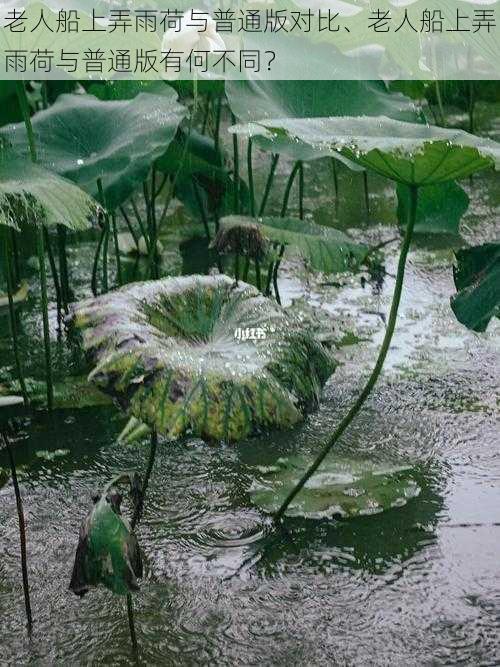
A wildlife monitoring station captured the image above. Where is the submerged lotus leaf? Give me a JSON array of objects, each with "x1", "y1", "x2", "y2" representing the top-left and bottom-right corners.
[
  {"x1": 69, "y1": 275, "x2": 335, "y2": 442},
  {"x1": 218, "y1": 216, "x2": 368, "y2": 274},
  {"x1": 230, "y1": 116, "x2": 500, "y2": 185},
  {"x1": 0, "y1": 157, "x2": 98, "y2": 231},
  {"x1": 451, "y1": 242, "x2": 500, "y2": 333},
  {"x1": 69, "y1": 488, "x2": 142, "y2": 597},
  {"x1": 250, "y1": 455, "x2": 421, "y2": 520}
]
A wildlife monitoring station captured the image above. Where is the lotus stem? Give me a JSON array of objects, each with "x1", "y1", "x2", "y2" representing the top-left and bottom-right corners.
[
  {"x1": 363, "y1": 172, "x2": 370, "y2": 218},
  {"x1": 16, "y1": 81, "x2": 53, "y2": 409},
  {"x1": 468, "y1": 81, "x2": 475, "y2": 135},
  {"x1": 126, "y1": 430, "x2": 158, "y2": 660},
  {"x1": 280, "y1": 161, "x2": 301, "y2": 217},
  {"x1": 231, "y1": 113, "x2": 239, "y2": 214},
  {"x1": 10, "y1": 229, "x2": 21, "y2": 286},
  {"x1": 56, "y1": 226, "x2": 71, "y2": 309},
  {"x1": 111, "y1": 213, "x2": 123, "y2": 286},
  {"x1": 43, "y1": 227, "x2": 63, "y2": 330},
  {"x1": 91, "y1": 226, "x2": 105, "y2": 297},
  {"x1": 259, "y1": 154, "x2": 279, "y2": 217},
  {"x1": 193, "y1": 180, "x2": 211, "y2": 242},
  {"x1": 3, "y1": 232, "x2": 29, "y2": 405},
  {"x1": 254, "y1": 258, "x2": 262, "y2": 292},
  {"x1": 274, "y1": 185, "x2": 419, "y2": 523},
  {"x1": 214, "y1": 93, "x2": 223, "y2": 155},
  {"x1": 272, "y1": 244, "x2": 285, "y2": 305},
  {"x1": 201, "y1": 93, "x2": 212, "y2": 134},
  {"x1": 298, "y1": 161, "x2": 304, "y2": 220},
  {"x1": 15, "y1": 82, "x2": 37, "y2": 162},
  {"x1": 435, "y1": 80, "x2": 446, "y2": 127},
  {"x1": 247, "y1": 139, "x2": 255, "y2": 217},
  {"x1": 264, "y1": 257, "x2": 275, "y2": 296},
  {"x1": 331, "y1": 158, "x2": 339, "y2": 199},
  {"x1": 97, "y1": 179, "x2": 110, "y2": 293},
  {"x1": 1, "y1": 431, "x2": 33, "y2": 636},
  {"x1": 242, "y1": 257, "x2": 250, "y2": 281},
  {"x1": 36, "y1": 227, "x2": 54, "y2": 411},
  {"x1": 119, "y1": 206, "x2": 139, "y2": 249},
  {"x1": 234, "y1": 253, "x2": 240, "y2": 283},
  {"x1": 130, "y1": 197, "x2": 149, "y2": 250}
]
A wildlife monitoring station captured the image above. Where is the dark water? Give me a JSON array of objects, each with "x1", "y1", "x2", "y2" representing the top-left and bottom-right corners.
[{"x1": 1, "y1": 110, "x2": 500, "y2": 665}]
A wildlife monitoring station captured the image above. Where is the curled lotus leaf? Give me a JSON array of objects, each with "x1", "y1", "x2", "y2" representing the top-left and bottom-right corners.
[
  {"x1": 69, "y1": 275, "x2": 336, "y2": 442},
  {"x1": 210, "y1": 220, "x2": 268, "y2": 260},
  {"x1": 69, "y1": 487, "x2": 143, "y2": 597}
]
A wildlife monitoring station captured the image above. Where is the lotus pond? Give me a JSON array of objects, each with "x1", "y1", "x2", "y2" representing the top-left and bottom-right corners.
[{"x1": 0, "y1": 80, "x2": 499, "y2": 665}]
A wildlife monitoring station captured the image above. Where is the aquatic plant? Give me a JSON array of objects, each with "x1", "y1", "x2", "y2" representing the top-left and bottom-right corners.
[
  {"x1": 230, "y1": 115, "x2": 500, "y2": 520},
  {"x1": 69, "y1": 275, "x2": 335, "y2": 442},
  {"x1": 0, "y1": 419, "x2": 33, "y2": 635}
]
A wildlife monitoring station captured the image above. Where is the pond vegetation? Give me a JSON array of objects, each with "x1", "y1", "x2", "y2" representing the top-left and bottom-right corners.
[{"x1": 0, "y1": 78, "x2": 499, "y2": 664}]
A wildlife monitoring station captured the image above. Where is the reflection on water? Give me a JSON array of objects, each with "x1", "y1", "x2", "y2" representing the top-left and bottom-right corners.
[{"x1": 1, "y1": 128, "x2": 499, "y2": 666}]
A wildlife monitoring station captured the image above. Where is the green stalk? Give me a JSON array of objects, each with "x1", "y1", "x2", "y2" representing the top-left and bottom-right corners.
[
  {"x1": 363, "y1": 171, "x2": 370, "y2": 218},
  {"x1": 149, "y1": 167, "x2": 159, "y2": 279},
  {"x1": 56, "y1": 226, "x2": 70, "y2": 308},
  {"x1": 280, "y1": 162, "x2": 301, "y2": 217},
  {"x1": 274, "y1": 185, "x2": 419, "y2": 523},
  {"x1": 272, "y1": 244, "x2": 285, "y2": 305},
  {"x1": 15, "y1": 81, "x2": 53, "y2": 410},
  {"x1": 233, "y1": 253, "x2": 240, "y2": 283},
  {"x1": 97, "y1": 179, "x2": 110, "y2": 293},
  {"x1": 1, "y1": 431, "x2": 33, "y2": 635},
  {"x1": 193, "y1": 180, "x2": 211, "y2": 242},
  {"x1": 44, "y1": 228, "x2": 63, "y2": 330},
  {"x1": 331, "y1": 158, "x2": 339, "y2": 199},
  {"x1": 254, "y1": 258, "x2": 262, "y2": 292},
  {"x1": 298, "y1": 161, "x2": 304, "y2": 220},
  {"x1": 10, "y1": 229, "x2": 21, "y2": 286},
  {"x1": 214, "y1": 93, "x2": 223, "y2": 155},
  {"x1": 91, "y1": 226, "x2": 105, "y2": 296},
  {"x1": 3, "y1": 232, "x2": 29, "y2": 404},
  {"x1": 258, "y1": 154, "x2": 279, "y2": 217},
  {"x1": 247, "y1": 139, "x2": 255, "y2": 217},
  {"x1": 231, "y1": 113, "x2": 239, "y2": 214},
  {"x1": 435, "y1": 80, "x2": 446, "y2": 127},
  {"x1": 126, "y1": 430, "x2": 158, "y2": 660},
  {"x1": 119, "y1": 206, "x2": 139, "y2": 249},
  {"x1": 111, "y1": 213, "x2": 123, "y2": 286},
  {"x1": 37, "y1": 226, "x2": 53, "y2": 411}
]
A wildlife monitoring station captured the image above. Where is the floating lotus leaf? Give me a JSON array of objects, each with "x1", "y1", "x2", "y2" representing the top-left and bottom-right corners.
[
  {"x1": 230, "y1": 116, "x2": 500, "y2": 185},
  {"x1": 69, "y1": 275, "x2": 335, "y2": 441},
  {"x1": 69, "y1": 487, "x2": 142, "y2": 597},
  {"x1": 217, "y1": 216, "x2": 368, "y2": 274},
  {"x1": 451, "y1": 242, "x2": 500, "y2": 333},
  {"x1": 2, "y1": 92, "x2": 186, "y2": 210},
  {"x1": 249, "y1": 455, "x2": 421, "y2": 520},
  {"x1": 0, "y1": 156, "x2": 98, "y2": 231}
]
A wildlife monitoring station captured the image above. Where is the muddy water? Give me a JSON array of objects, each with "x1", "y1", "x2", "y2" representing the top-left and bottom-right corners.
[{"x1": 1, "y1": 113, "x2": 499, "y2": 665}]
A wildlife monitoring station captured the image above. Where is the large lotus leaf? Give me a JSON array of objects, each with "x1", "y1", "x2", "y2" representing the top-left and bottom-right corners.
[
  {"x1": 249, "y1": 455, "x2": 421, "y2": 520},
  {"x1": 69, "y1": 275, "x2": 335, "y2": 442},
  {"x1": 69, "y1": 489, "x2": 142, "y2": 597},
  {"x1": 87, "y1": 81, "x2": 176, "y2": 102},
  {"x1": 217, "y1": 216, "x2": 368, "y2": 274},
  {"x1": 451, "y1": 243, "x2": 500, "y2": 333},
  {"x1": 2, "y1": 93, "x2": 186, "y2": 210},
  {"x1": 226, "y1": 80, "x2": 418, "y2": 124},
  {"x1": 0, "y1": 156, "x2": 98, "y2": 231},
  {"x1": 230, "y1": 117, "x2": 500, "y2": 185},
  {"x1": 226, "y1": 79, "x2": 417, "y2": 165},
  {"x1": 397, "y1": 181, "x2": 469, "y2": 235}
]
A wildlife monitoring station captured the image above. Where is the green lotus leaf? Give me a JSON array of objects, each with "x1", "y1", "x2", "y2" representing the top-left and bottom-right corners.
[
  {"x1": 226, "y1": 79, "x2": 417, "y2": 165},
  {"x1": 2, "y1": 92, "x2": 186, "y2": 210},
  {"x1": 69, "y1": 275, "x2": 336, "y2": 442},
  {"x1": 0, "y1": 156, "x2": 98, "y2": 231},
  {"x1": 230, "y1": 116, "x2": 500, "y2": 185},
  {"x1": 226, "y1": 80, "x2": 418, "y2": 124},
  {"x1": 69, "y1": 487, "x2": 142, "y2": 597},
  {"x1": 397, "y1": 180, "x2": 469, "y2": 235},
  {"x1": 249, "y1": 455, "x2": 421, "y2": 520},
  {"x1": 217, "y1": 216, "x2": 368, "y2": 274},
  {"x1": 451, "y1": 243, "x2": 500, "y2": 333}
]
